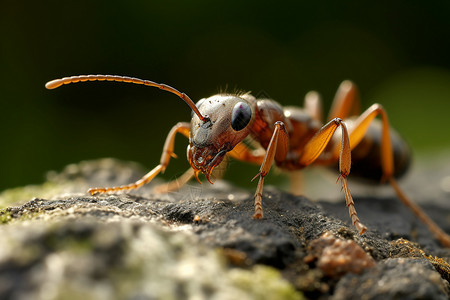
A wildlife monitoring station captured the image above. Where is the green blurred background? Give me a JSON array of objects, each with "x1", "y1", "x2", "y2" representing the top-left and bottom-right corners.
[{"x1": 1, "y1": 0, "x2": 450, "y2": 191}]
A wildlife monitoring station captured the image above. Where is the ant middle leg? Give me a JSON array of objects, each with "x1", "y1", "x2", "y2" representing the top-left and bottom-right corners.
[{"x1": 296, "y1": 118, "x2": 367, "y2": 234}]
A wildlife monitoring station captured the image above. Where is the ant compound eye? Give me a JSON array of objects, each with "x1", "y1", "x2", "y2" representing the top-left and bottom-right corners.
[{"x1": 231, "y1": 102, "x2": 252, "y2": 131}]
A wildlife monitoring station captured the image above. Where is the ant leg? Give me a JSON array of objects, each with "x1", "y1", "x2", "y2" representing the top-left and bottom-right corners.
[
  {"x1": 227, "y1": 142, "x2": 266, "y2": 165},
  {"x1": 157, "y1": 154, "x2": 232, "y2": 194},
  {"x1": 390, "y1": 178, "x2": 450, "y2": 247},
  {"x1": 297, "y1": 118, "x2": 367, "y2": 234},
  {"x1": 153, "y1": 168, "x2": 194, "y2": 194},
  {"x1": 327, "y1": 80, "x2": 361, "y2": 121},
  {"x1": 304, "y1": 91, "x2": 323, "y2": 123},
  {"x1": 88, "y1": 122, "x2": 190, "y2": 195},
  {"x1": 330, "y1": 105, "x2": 450, "y2": 247},
  {"x1": 303, "y1": 80, "x2": 360, "y2": 136},
  {"x1": 252, "y1": 121, "x2": 289, "y2": 219},
  {"x1": 331, "y1": 104, "x2": 393, "y2": 176},
  {"x1": 154, "y1": 146, "x2": 237, "y2": 194}
]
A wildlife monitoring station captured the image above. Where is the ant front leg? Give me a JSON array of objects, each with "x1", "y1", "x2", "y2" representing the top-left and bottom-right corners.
[
  {"x1": 88, "y1": 122, "x2": 190, "y2": 195},
  {"x1": 153, "y1": 168, "x2": 194, "y2": 194},
  {"x1": 252, "y1": 121, "x2": 289, "y2": 219}
]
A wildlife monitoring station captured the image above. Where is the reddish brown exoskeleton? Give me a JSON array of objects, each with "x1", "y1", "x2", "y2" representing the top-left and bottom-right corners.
[{"x1": 45, "y1": 75, "x2": 450, "y2": 247}]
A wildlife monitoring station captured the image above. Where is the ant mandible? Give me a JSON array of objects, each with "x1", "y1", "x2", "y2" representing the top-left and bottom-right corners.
[{"x1": 46, "y1": 75, "x2": 450, "y2": 247}]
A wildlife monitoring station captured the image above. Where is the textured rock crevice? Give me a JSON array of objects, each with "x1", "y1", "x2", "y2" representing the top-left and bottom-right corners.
[{"x1": 0, "y1": 158, "x2": 449, "y2": 299}]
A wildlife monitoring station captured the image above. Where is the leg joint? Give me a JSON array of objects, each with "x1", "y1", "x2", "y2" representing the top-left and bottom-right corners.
[
  {"x1": 369, "y1": 103, "x2": 384, "y2": 112},
  {"x1": 331, "y1": 117, "x2": 343, "y2": 125},
  {"x1": 274, "y1": 121, "x2": 286, "y2": 129}
]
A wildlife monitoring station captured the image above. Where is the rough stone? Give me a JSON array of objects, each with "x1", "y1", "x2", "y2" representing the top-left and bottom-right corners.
[
  {"x1": 332, "y1": 258, "x2": 450, "y2": 300},
  {"x1": 0, "y1": 158, "x2": 449, "y2": 299},
  {"x1": 305, "y1": 232, "x2": 376, "y2": 278}
]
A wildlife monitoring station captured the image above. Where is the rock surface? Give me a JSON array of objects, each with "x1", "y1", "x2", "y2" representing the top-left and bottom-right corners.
[{"x1": 0, "y1": 158, "x2": 449, "y2": 299}]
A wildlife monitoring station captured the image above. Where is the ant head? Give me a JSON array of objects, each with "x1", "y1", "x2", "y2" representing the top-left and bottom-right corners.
[{"x1": 187, "y1": 94, "x2": 256, "y2": 183}]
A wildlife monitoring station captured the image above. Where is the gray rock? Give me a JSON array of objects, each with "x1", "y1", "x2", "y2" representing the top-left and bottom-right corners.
[
  {"x1": 0, "y1": 158, "x2": 449, "y2": 299},
  {"x1": 0, "y1": 219, "x2": 303, "y2": 300},
  {"x1": 332, "y1": 258, "x2": 449, "y2": 300}
]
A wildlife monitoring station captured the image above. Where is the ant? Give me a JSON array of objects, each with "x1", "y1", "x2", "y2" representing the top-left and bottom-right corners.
[{"x1": 46, "y1": 75, "x2": 450, "y2": 247}]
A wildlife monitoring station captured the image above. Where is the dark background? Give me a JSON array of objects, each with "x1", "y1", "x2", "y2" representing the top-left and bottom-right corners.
[{"x1": 1, "y1": 0, "x2": 450, "y2": 191}]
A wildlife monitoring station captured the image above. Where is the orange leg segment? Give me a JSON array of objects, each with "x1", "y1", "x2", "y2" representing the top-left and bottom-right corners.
[
  {"x1": 153, "y1": 168, "x2": 195, "y2": 194},
  {"x1": 327, "y1": 80, "x2": 361, "y2": 121},
  {"x1": 390, "y1": 178, "x2": 450, "y2": 247},
  {"x1": 331, "y1": 104, "x2": 393, "y2": 179},
  {"x1": 252, "y1": 121, "x2": 289, "y2": 219},
  {"x1": 298, "y1": 118, "x2": 367, "y2": 234},
  {"x1": 227, "y1": 142, "x2": 266, "y2": 165},
  {"x1": 88, "y1": 122, "x2": 190, "y2": 195},
  {"x1": 304, "y1": 91, "x2": 323, "y2": 123},
  {"x1": 328, "y1": 104, "x2": 450, "y2": 246}
]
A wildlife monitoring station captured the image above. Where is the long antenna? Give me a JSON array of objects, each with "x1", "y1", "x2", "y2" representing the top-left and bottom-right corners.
[{"x1": 45, "y1": 74, "x2": 207, "y2": 121}]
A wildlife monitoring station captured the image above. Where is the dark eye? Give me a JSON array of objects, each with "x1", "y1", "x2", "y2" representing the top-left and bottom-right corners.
[{"x1": 231, "y1": 102, "x2": 252, "y2": 131}]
